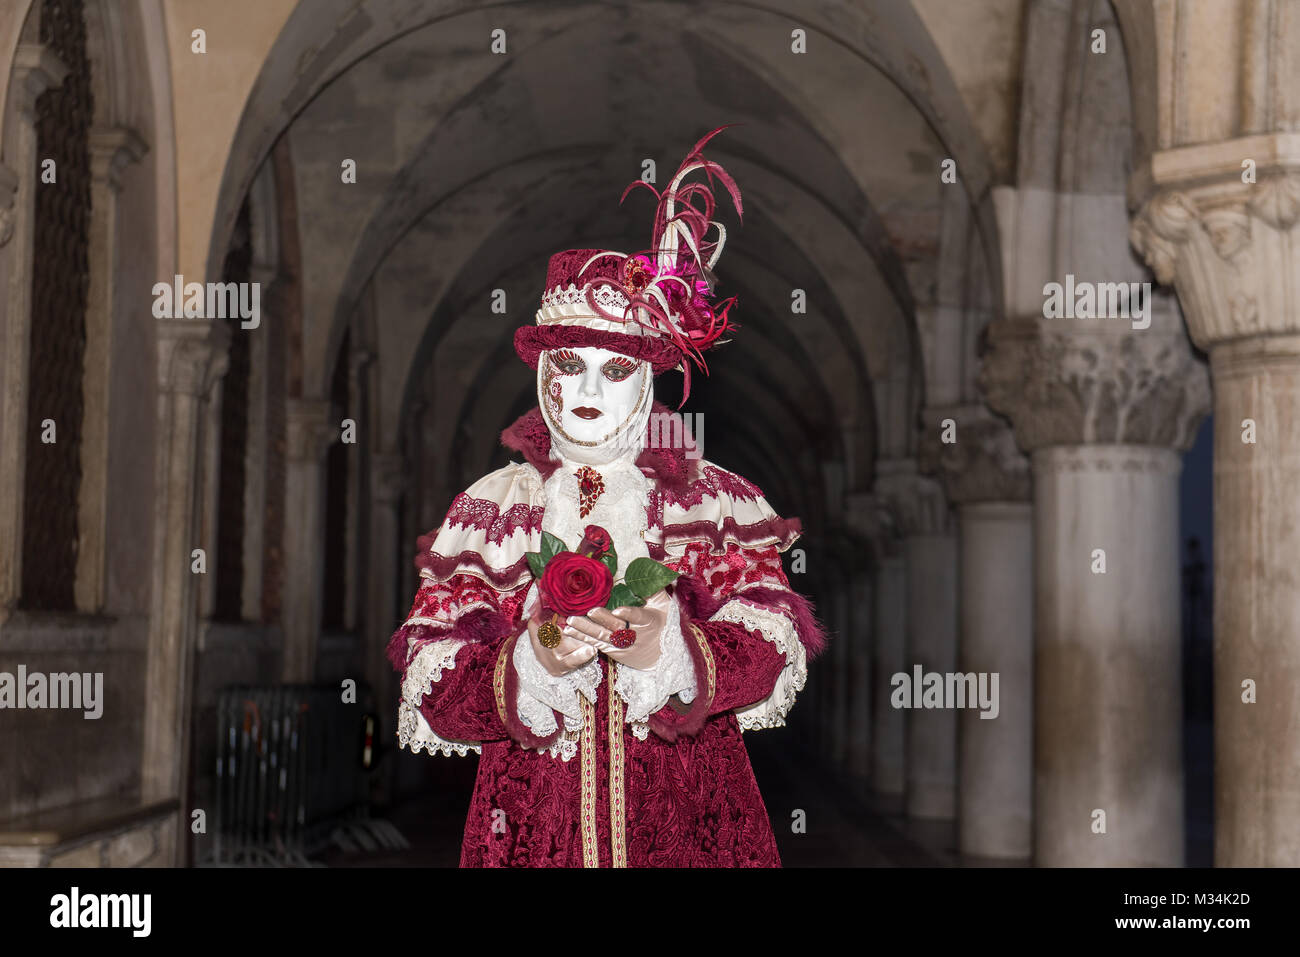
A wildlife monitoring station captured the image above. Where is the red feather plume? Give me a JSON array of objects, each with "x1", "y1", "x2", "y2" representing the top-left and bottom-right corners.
[{"x1": 581, "y1": 125, "x2": 744, "y2": 406}]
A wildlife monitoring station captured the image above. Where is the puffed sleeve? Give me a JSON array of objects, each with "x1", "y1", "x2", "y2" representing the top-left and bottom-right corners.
[
  {"x1": 645, "y1": 542, "x2": 826, "y2": 741},
  {"x1": 389, "y1": 462, "x2": 585, "y2": 757},
  {"x1": 387, "y1": 573, "x2": 574, "y2": 757}
]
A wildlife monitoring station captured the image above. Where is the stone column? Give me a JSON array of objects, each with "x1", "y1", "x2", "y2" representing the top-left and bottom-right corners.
[
  {"x1": 367, "y1": 452, "x2": 407, "y2": 803},
  {"x1": 142, "y1": 319, "x2": 230, "y2": 864},
  {"x1": 196, "y1": 346, "x2": 225, "y2": 619},
  {"x1": 842, "y1": 491, "x2": 878, "y2": 789},
  {"x1": 825, "y1": 562, "x2": 852, "y2": 767},
  {"x1": 281, "y1": 398, "x2": 333, "y2": 682},
  {"x1": 926, "y1": 404, "x2": 1034, "y2": 860},
  {"x1": 877, "y1": 458, "x2": 958, "y2": 821},
  {"x1": 0, "y1": 45, "x2": 67, "y2": 622},
  {"x1": 870, "y1": 543, "x2": 907, "y2": 809},
  {"x1": 1131, "y1": 138, "x2": 1300, "y2": 865},
  {"x1": 75, "y1": 127, "x2": 148, "y2": 612},
  {"x1": 981, "y1": 308, "x2": 1208, "y2": 866},
  {"x1": 845, "y1": 564, "x2": 873, "y2": 784},
  {"x1": 344, "y1": 348, "x2": 375, "y2": 632},
  {"x1": 366, "y1": 453, "x2": 407, "y2": 699},
  {"x1": 239, "y1": 268, "x2": 276, "y2": 622}
]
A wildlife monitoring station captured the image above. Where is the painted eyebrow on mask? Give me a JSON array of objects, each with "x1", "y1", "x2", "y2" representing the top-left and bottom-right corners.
[
  {"x1": 548, "y1": 349, "x2": 584, "y2": 374},
  {"x1": 602, "y1": 355, "x2": 637, "y2": 380}
]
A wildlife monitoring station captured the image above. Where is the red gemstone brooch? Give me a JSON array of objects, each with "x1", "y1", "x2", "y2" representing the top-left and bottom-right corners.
[{"x1": 576, "y1": 465, "x2": 605, "y2": 518}]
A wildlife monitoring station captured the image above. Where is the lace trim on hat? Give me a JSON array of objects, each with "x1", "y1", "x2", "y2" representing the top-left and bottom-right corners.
[{"x1": 540, "y1": 281, "x2": 631, "y2": 314}]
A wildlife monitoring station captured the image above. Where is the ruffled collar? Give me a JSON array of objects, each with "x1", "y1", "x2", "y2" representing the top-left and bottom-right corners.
[{"x1": 500, "y1": 400, "x2": 699, "y2": 496}]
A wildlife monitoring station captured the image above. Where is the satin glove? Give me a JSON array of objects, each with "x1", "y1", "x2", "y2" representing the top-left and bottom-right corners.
[
  {"x1": 527, "y1": 606, "x2": 597, "y2": 678},
  {"x1": 564, "y1": 589, "x2": 674, "y2": 671}
]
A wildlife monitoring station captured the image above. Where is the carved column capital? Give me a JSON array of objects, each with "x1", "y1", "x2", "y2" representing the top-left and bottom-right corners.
[
  {"x1": 157, "y1": 319, "x2": 230, "y2": 397},
  {"x1": 89, "y1": 126, "x2": 149, "y2": 192},
  {"x1": 978, "y1": 313, "x2": 1210, "y2": 453},
  {"x1": 874, "y1": 458, "x2": 952, "y2": 537},
  {"x1": 919, "y1": 404, "x2": 1031, "y2": 504},
  {"x1": 285, "y1": 398, "x2": 335, "y2": 462},
  {"x1": 11, "y1": 44, "x2": 69, "y2": 117},
  {"x1": 1130, "y1": 133, "x2": 1300, "y2": 349},
  {"x1": 845, "y1": 488, "x2": 918, "y2": 565}
]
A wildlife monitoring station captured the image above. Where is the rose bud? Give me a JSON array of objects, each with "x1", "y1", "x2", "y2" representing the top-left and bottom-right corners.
[{"x1": 577, "y1": 524, "x2": 613, "y2": 558}]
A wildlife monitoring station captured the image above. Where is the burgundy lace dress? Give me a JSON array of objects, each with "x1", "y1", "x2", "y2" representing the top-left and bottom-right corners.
[{"x1": 387, "y1": 405, "x2": 825, "y2": 867}]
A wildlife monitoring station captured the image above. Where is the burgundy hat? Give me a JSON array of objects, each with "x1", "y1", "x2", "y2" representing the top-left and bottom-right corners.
[{"x1": 514, "y1": 126, "x2": 743, "y2": 404}]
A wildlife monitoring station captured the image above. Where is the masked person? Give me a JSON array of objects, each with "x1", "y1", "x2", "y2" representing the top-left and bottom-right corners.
[{"x1": 387, "y1": 128, "x2": 826, "y2": 867}]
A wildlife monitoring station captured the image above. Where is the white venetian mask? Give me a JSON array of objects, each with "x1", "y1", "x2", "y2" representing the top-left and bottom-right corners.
[{"x1": 537, "y1": 345, "x2": 653, "y2": 465}]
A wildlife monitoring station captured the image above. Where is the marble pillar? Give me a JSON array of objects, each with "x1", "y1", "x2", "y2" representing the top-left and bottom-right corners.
[
  {"x1": 927, "y1": 404, "x2": 1034, "y2": 860},
  {"x1": 281, "y1": 397, "x2": 334, "y2": 683},
  {"x1": 143, "y1": 319, "x2": 229, "y2": 864},
  {"x1": 870, "y1": 550, "x2": 906, "y2": 806},
  {"x1": 828, "y1": 565, "x2": 852, "y2": 768},
  {"x1": 77, "y1": 127, "x2": 148, "y2": 613},
  {"x1": 847, "y1": 565, "x2": 874, "y2": 783},
  {"x1": 239, "y1": 269, "x2": 277, "y2": 622},
  {"x1": 1132, "y1": 138, "x2": 1300, "y2": 865},
  {"x1": 841, "y1": 490, "x2": 879, "y2": 788},
  {"x1": 982, "y1": 309, "x2": 1208, "y2": 866},
  {"x1": 367, "y1": 452, "x2": 406, "y2": 804},
  {"x1": 877, "y1": 458, "x2": 958, "y2": 820},
  {"x1": 959, "y1": 501, "x2": 1033, "y2": 858},
  {"x1": 344, "y1": 348, "x2": 375, "y2": 632}
]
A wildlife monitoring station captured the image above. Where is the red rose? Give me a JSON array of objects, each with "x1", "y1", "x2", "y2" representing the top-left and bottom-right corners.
[
  {"x1": 578, "y1": 525, "x2": 613, "y2": 557},
  {"x1": 540, "y1": 551, "x2": 613, "y2": 617}
]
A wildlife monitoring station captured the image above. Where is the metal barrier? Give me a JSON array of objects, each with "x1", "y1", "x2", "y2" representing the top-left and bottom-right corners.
[{"x1": 207, "y1": 684, "x2": 372, "y2": 866}]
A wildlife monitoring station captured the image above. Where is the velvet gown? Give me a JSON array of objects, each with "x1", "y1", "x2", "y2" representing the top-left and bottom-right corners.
[{"x1": 387, "y1": 404, "x2": 825, "y2": 867}]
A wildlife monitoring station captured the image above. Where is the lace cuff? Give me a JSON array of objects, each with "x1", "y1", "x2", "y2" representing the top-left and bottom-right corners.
[
  {"x1": 397, "y1": 637, "x2": 482, "y2": 756},
  {"x1": 512, "y1": 626, "x2": 602, "y2": 740},
  {"x1": 613, "y1": 595, "x2": 697, "y2": 736},
  {"x1": 712, "y1": 595, "x2": 807, "y2": 731}
]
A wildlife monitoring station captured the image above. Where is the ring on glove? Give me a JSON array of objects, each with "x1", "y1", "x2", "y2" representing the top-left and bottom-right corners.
[
  {"x1": 609, "y1": 626, "x2": 637, "y2": 649},
  {"x1": 538, "y1": 616, "x2": 563, "y2": 648}
]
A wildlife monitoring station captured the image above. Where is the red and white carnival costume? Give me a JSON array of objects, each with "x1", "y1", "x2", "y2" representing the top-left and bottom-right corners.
[{"x1": 387, "y1": 129, "x2": 826, "y2": 867}]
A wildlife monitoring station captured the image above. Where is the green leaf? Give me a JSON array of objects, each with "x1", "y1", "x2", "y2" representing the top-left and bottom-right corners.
[
  {"x1": 540, "y1": 531, "x2": 568, "y2": 564},
  {"x1": 526, "y1": 551, "x2": 545, "y2": 580},
  {"x1": 607, "y1": 582, "x2": 644, "y2": 610},
  {"x1": 623, "y1": 557, "x2": 679, "y2": 599}
]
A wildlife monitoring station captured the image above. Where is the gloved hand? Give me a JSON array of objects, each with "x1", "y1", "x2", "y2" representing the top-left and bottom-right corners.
[
  {"x1": 527, "y1": 607, "x2": 598, "y2": 678},
  {"x1": 563, "y1": 589, "x2": 675, "y2": 670}
]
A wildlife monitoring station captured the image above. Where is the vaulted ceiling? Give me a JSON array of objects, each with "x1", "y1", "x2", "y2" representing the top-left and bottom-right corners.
[{"x1": 208, "y1": 0, "x2": 1006, "y2": 534}]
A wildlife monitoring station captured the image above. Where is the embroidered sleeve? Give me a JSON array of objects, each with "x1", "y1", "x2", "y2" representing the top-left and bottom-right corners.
[
  {"x1": 387, "y1": 574, "x2": 516, "y2": 756},
  {"x1": 389, "y1": 570, "x2": 602, "y2": 760},
  {"x1": 646, "y1": 543, "x2": 825, "y2": 739}
]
